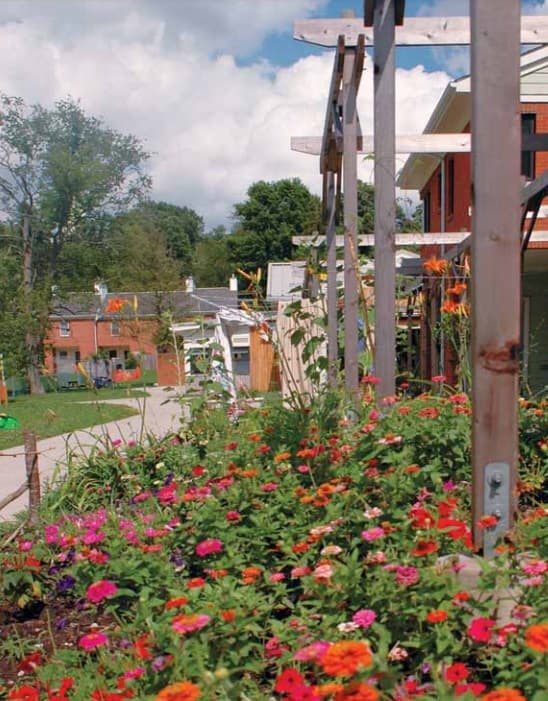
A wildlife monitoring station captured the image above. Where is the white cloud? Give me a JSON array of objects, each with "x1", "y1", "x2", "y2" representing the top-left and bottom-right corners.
[{"x1": 0, "y1": 1, "x2": 451, "y2": 229}]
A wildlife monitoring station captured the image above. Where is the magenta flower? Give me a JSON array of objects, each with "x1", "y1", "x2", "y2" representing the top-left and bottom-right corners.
[
  {"x1": 361, "y1": 527, "x2": 385, "y2": 541},
  {"x1": 86, "y1": 580, "x2": 118, "y2": 604},
  {"x1": 226, "y1": 510, "x2": 241, "y2": 522},
  {"x1": 195, "y1": 539, "x2": 223, "y2": 557},
  {"x1": 352, "y1": 609, "x2": 377, "y2": 628},
  {"x1": 79, "y1": 631, "x2": 109, "y2": 650}
]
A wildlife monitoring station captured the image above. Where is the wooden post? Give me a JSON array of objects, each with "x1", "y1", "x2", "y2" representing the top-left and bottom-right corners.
[
  {"x1": 325, "y1": 170, "x2": 339, "y2": 387},
  {"x1": 24, "y1": 429, "x2": 40, "y2": 525},
  {"x1": 343, "y1": 48, "x2": 360, "y2": 394},
  {"x1": 470, "y1": 0, "x2": 521, "y2": 552},
  {"x1": 373, "y1": 0, "x2": 397, "y2": 398}
]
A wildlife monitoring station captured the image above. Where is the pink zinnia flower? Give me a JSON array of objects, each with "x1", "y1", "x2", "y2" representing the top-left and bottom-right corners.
[
  {"x1": 361, "y1": 527, "x2": 385, "y2": 541},
  {"x1": 394, "y1": 566, "x2": 420, "y2": 586},
  {"x1": 521, "y1": 559, "x2": 547, "y2": 576},
  {"x1": 352, "y1": 609, "x2": 376, "y2": 628},
  {"x1": 171, "y1": 613, "x2": 211, "y2": 634},
  {"x1": 86, "y1": 580, "x2": 118, "y2": 604},
  {"x1": 79, "y1": 631, "x2": 108, "y2": 650},
  {"x1": 261, "y1": 482, "x2": 278, "y2": 492},
  {"x1": 226, "y1": 510, "x2": 241, "y2": 522},
  {"x1": 291, "y1": 566, "x2": 312, "y2": 578},
  {"x1": 195, "y1": 539, "x2": 223, "y2": 557},
  {"x1": 293, "y1": 640, "x2": 330, "y2": 662},
  {"x1": 467, "y1": 617, "x2": 496, "y2": 642},
  {"x1": 270, "y1": 572, "x2": 286, "y2": 582}
]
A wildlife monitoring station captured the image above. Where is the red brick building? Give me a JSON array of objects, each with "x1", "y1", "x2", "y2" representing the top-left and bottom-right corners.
[
  {"x1": 45, "y1": 287, "x2": 238, "y2": 387},
  {"x1": 398, "y1": 46, "x2": 548, "y2": 390}
]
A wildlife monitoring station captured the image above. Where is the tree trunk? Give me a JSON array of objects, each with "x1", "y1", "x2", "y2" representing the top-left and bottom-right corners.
[{"x1": 22, "y1": 213, "x2": 45, "y2": 395}]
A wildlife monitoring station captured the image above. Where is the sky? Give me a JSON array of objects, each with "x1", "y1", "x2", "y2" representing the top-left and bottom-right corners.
[{"x1": 0, "y1": 0, "x2": 546, "y2": 230}]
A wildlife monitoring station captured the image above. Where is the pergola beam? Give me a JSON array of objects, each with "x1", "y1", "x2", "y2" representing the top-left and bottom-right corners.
[
  {"x1": 373, "y1": 0, "x2": 397, "y2": 399},
  {"x1": 294, "y1": 15, "x2": 548, "y2": 47},
  {"x1": 470, "y1": 0, "x2": 521, "y2": 555},
  {"x1": 291, "y1": 132, "x2": 548, "y2": 156},
  {"x1": 293, "y1": 232, "x2": 470, "y2": 247}
]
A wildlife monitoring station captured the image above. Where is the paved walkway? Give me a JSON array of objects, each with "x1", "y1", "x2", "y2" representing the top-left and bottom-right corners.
[{"x1": 0, "y1": 386, "x2": 186, "y2": 522}]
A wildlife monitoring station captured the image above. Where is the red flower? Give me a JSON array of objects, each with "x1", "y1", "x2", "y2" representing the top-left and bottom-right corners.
[
  {"x1": 411, "y1": 540, "x2": 438, "y2": 557},
  {"x1": 8, "y1": 686, "x2": 40, "y2": 701},
  {"x1": 444, "y1": 662, "x2": 470, "y2": 683},
  {"x1": 275, "y1": 668, "x2": 306, "y2": 693},
  {"x1": 133, "y1": 634, "x2": 153, "y2": 660},
  {"x1": 426, "y1": 609, "x2": 448, "y2": 624},
  {"x1": 455, "y1": 683, "x2": 486, "y2": 697},
  {"x1": 468, "y1": 617, "x2": 496, "y2": 643}
]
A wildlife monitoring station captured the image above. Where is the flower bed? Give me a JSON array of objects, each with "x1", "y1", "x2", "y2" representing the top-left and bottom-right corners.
[{"x1": 0, "y1": 390, "x2": 546, "y2": 700}]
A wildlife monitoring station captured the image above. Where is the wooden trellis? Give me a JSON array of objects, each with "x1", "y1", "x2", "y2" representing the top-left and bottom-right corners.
[{"x1": 292, "y1": 0, "x2": 548, "y2": 553}]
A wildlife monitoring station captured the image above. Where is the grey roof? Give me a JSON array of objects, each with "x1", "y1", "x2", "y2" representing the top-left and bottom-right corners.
[{"x1": 50, "y1": 288, "x2": 239, "y2": 320}]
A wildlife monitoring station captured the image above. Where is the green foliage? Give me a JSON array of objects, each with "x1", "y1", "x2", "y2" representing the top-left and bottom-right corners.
[{"x1": 228, "y1": 178, "x2": 321, "y2": 271}]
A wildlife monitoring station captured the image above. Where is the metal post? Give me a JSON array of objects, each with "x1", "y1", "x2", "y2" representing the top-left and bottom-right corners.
[
  {"x1": 343, "y1": 48, "x2": 359, "y2": 394},
  {"x1": 470, "y1": 0, "x2": 521, "y2": 554},
  {"x1": 325, "y1": 170, "x2": 339, "y2": 387},
  {"x1": 373, "y1": 0, "x2": 397, "y2": 398}
]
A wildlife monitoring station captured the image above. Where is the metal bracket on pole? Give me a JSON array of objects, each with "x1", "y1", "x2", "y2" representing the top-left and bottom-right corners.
[{"x1": 483, "y1": 462, "x2": 510, "y2": 558}]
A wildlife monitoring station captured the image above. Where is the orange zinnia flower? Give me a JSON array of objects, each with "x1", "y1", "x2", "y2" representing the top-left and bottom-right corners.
[
  {"x1": 446, "y1": 282, "x2": 467, "y2": 296},
  {"x1": 426, "y1": 609, "x2": 448, "y2": 624},
  {"x1": 104, "y1": 297, "x2": 126, "y2": 314},
  {"x1": 334, "y1": 683, "x2": 380, "y2": 701},
  {"x1": 321, "y1": 641, "x2": 373, "y2": 677},
  {"x1": 154, "y1": 681, "x2": 201, "y2": 701},
  {"x1": 479, "y1": 688, "x2": 526, "y2": 701},
  {"x1": 524, "y1": 622, "x2": 548, "y2": 653}
]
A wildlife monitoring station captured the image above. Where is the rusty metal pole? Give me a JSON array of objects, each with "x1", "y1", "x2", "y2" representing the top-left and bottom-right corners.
[{"x1": 470, "y1": 0, "x2": 521, "y2": 554}]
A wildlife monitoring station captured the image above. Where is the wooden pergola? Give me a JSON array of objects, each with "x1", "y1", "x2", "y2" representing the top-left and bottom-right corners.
[{"x1": 292, "y1": 1, "x2": 548, "y2": 554}]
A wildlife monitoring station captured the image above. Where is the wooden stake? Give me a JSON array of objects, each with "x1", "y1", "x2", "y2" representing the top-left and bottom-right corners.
[
  {"x1": 470, "y1": 0, "x2": 521, "y2": 552},
  {"x1": 24, "y1": 430, "x2": 40, "y2": 525},
  {"x1": 374, "y1": 0, "x2": 397, "y2": 398}
]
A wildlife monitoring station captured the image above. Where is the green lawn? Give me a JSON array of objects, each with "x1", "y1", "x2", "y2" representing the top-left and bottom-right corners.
[{"x1": 0, "y1": 387, "x2": 148, "y2": 450}]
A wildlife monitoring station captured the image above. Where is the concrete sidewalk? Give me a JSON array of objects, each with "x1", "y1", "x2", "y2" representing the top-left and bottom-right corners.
[{"x1": 0, "y1": 386, "x2": 185, "y2": 522}]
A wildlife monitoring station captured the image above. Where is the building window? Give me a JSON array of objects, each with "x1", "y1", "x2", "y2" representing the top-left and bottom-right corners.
[
  {"x1": 59, "y1": 319, "x2": 71, "y2": 337},
  {"x1": 111, "y1": 321, "x2": 120, "y2": 336},
  {"x1": 447, "y1": 158, "x2": 455, "y2": 218},
  {"x1": 423, "y1": 191, "x2": 431, "y2": 233},
  {"x1": 521, "y1": 113, "x2": 536, "y2": 180}
]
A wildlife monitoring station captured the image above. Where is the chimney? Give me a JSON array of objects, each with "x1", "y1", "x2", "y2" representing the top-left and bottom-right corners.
[
  {"x1": 229, "y1": 275, "x2": 238, "y2": 292},
  {"x1": 185, "y1": 276, "x2": 195, "y2": 292}
]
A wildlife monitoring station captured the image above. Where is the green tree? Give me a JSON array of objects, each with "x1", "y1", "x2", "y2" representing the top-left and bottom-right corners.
[
  {"x1": 193, "y1": 226, "x2": 234, "y2": 287},
  {"x1": 0, "y1": 95, "x2": 150, "y2": 392},
  {"x1": 102, "y1": 214, "x2": 181, "y2": 292},
  {"x1": 130, "y1": 201, "x2": 203, "y2": 269},
  {"x1": 229, "y1": 178, "x2": 321, "y2": 272}
]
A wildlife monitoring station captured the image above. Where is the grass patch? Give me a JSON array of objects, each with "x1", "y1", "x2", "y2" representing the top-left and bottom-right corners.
[{"x1": 0, "y1": 387, "x2": 147, "y2": 450}]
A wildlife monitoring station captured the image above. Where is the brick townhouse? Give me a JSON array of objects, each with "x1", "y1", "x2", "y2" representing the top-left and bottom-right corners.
[{"x1": 398, "y1": 46, "x2": 548, "y2": 391}]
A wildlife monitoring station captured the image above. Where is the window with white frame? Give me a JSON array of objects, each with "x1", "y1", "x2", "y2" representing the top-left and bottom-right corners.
[
  {"x1": 111, "y1": 320, "x2": 121, "y2": 336},
  {"x1": 59, "y1": 319, "x2": 71, "y2": 337}
]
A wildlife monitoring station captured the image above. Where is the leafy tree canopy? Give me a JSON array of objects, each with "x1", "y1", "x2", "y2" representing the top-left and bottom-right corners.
[{"x1": 229, "y1": 178, "x2": 321, "y2": 272}]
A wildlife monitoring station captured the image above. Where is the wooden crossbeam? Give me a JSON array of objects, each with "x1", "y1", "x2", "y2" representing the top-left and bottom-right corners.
[
  {"x1": 294, "y1": 16, "x2": 548, "y2": 47},
  {"x1": 292, "y1": 133, "x2": 548, "y2": 156},
  {"x1": 520, "y1": 167, "x2": 548, "y2": 207},
  {"x1": 293, "y1": 232, "x2": 471, "y2": 247},
  {"x1": 294, "y1": 229, "x2": 548, "y2": 252}
]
